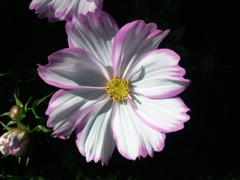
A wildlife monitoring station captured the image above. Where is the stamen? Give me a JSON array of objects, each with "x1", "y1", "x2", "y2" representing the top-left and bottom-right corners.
[{"x1": 106, "y1": 77, "x2": 129, "y2": 101}]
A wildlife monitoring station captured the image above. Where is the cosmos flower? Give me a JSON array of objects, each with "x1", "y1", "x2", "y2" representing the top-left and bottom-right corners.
[
  {"x1": 29, "y1": 0, "x2": 103, "y2": 22},
  {"x1": 37, "y1": 10, "x2": 190, "y2": 165},
  {"x1": 0, "y1": 128, "x2": 30, "y2": 157}
]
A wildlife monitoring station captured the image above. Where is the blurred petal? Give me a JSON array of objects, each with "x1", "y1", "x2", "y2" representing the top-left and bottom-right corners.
[
  {"x1": 66, "y1": 10, "x2": 119, "y2": 67},
  {"x1": 112, "y1": 102, "x2": 166, "y2": 160},
  {"x1": 46, "y1": 88, "x2": 108, "y2": 139},
  {"x1": 37, "y1": 48, "x2": 110, "y2": 89},
  {"x1": 30, "y1": 0, "x2": 103, "y2": 22},
  {"x1": 29, "y1": 0, "x2": 57, "y2": 22},
  {"x1": 49, "y1": 0, "x2": 103, "y2": 21},
  {"x1": 76, "y1": 101, "x2": 115, "y2": 165},
  {"x1": 130, "y1": 95, "x2": 190, "y2": 133},
  {"x1": 111, "y1": 20, "x2": 169, "y2": 77},
  {"x1": 127, "y1": 49, "x2": 190, "y2": 98}
]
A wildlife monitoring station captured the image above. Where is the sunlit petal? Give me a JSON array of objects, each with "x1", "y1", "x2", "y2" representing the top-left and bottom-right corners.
[
  {"x1": 46, "y1": 88, "x2": 108, "y2": 139},
  {"x1": 66, "y1": 10, "x2": 118, "y2": 67},
  {"x1": 112, "y1": 102, "x2": 166, "y2": 160},
  {"x1": 130, "y1": 95, "x2": 190, "y2": 133},
  {"x1": 112, "y1": 20, "x2": 169, "y2": 77},
  {"x1": 76, "y1": 101, "x2": 115, "y2": 165},
  {"x1": 127, "y1": 49, "x2": 190, "y2": 98}
]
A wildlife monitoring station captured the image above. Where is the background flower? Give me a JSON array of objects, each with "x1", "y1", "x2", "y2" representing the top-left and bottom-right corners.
[
  {"x1": 0, "y1": 128, "x2": 30, "y2": 157},
  {"x1": 29, "y1": 0, "x2": 103, "y2": 22},
  {"x1": 37, "y1": 10, "x2": 190, "y2": 165}
]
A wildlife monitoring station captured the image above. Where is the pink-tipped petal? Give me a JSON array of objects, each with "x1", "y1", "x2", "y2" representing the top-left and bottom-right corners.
[
  {"x1": 76, "y1": 101, "x2": 115, "y2": 165},
  {"x1": 37, "y1": 48, "x2": 110, "y2": 89},
  {"x1": 46, "y1": 88, "x2": 108, "y2": 139},
  {"x1": 127, "y1": 49, "x2": 190, "y2": 98},
  {"x1": 111, "y1": 20, "x2": 169, "y2": 77},
  {"x1": 130, "y1": 95, "x2": 190, "y2": 133},
  {"x1": 66, "y1": 10, "x2": 119, "y2": 67},
  {"x1": 112, "y1": 102, "x2": 166, "y2": 160}
]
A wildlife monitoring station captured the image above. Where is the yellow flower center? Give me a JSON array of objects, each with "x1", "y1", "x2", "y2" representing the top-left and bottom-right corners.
[{"x1": 106, "y1": 77, "x2": 129, "y2": 101}]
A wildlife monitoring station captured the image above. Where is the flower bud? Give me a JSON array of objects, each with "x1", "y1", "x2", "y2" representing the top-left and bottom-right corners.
[
  {"x1": 0, "y1": 128, "x2": 30, "y2": 157},
  {"x1": 9, "y1": 105, "x2": 23, "y2": 119}
]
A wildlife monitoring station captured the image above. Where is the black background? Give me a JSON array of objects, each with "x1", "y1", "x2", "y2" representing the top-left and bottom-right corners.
[{"x1": 0, "y1": 0, "x2": 239, "y2": 179}]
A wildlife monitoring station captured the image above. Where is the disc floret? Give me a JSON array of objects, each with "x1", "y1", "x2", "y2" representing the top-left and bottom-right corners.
[{"x1": 106, "y1": 77, "x2": 130, "y2": 101}]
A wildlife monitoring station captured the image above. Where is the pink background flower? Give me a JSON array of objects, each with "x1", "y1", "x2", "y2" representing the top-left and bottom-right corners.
[{"x1": 0, "y1": 128, "x2": 30, "y2": 157}]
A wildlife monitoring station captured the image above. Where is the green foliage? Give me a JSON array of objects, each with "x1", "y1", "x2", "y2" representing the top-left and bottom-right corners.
[
  {"x1": 0, "y1": 92, "x2": 52, "y2": 134},
  {"x1": 0, "y1": 91, "x2": 53, "y2": 166}
]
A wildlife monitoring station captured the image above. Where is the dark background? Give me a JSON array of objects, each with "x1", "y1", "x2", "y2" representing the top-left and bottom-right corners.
[{"x1": 0, "y1": 0, "x2": 239, "y2": 179}]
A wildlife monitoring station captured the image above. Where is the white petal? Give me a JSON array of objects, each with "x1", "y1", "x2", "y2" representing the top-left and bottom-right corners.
[
  {"x1": 66, "y1": 10, "x2": 118, "y2": 68},
  {"x1": 38, "y1": 48, "x2": 110, "y2": 89},
  {"x1": 76, "y1": 101, "x2": 115, "y2": 165},
  {"x1": 127, "y1": 49, "x2": 190, "y2": 98},
  {"x1": 111, "y1": 20, "x2": 169, "y2": 77},
  {"x1": 112, "y1": 102, "x2": 166, "y2": 160},
  {"x1": 46, "y1": 88, "x2": 108, "y2": 139},
  {"x1": 130, "y1": 94, "x2": 190, "y2": 133}
]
